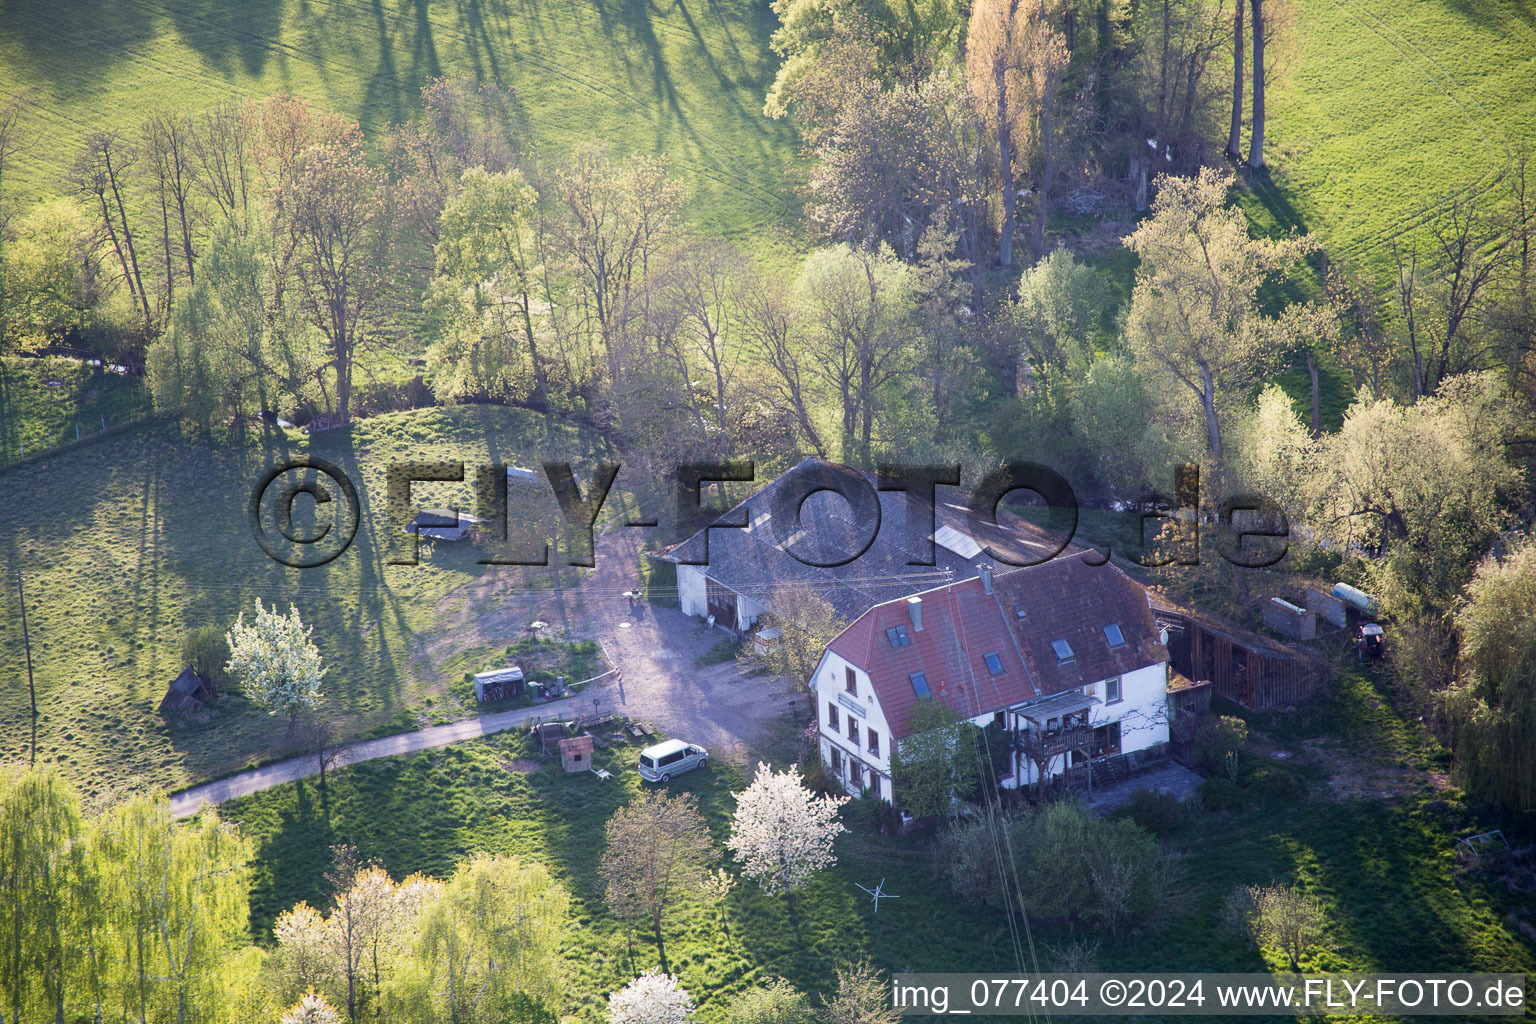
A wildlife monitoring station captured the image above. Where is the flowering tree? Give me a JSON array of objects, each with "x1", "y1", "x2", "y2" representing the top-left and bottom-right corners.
[
  {"x1": 281, "y1": 992, "x2": 343, "y2": 1024},
  {"x1": 726, "y1": 763, "x2": 847, "y2": 896},
  {"x1": 608, "y1": 969, "x2": 695, "y2": 1024},
  {"x1": 225, "y1": 598, "x2": 324, "y2": 730}
]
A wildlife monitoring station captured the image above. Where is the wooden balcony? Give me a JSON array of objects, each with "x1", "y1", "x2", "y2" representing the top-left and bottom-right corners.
[{"x1": 1014, "y1": 726, "x2": 1093, "y2": 760}]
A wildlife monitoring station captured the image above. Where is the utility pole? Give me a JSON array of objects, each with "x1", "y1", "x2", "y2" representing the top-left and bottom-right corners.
[{"x1": 17, "y1": 572, "x2": 36, "y2": 719}]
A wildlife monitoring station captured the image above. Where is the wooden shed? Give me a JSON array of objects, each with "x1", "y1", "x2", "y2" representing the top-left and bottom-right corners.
[
  {"x1": 558, "y1": 734, "x2": 595, "y2": 773},
  {"x1": 159, "y1": 667, "x2": 213, "y2": 715},
  {"x1": 1153, "y1": 601, "x2": 1326, "y2": 709}
]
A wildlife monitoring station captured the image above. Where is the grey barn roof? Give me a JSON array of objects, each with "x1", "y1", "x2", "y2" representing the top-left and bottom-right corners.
[{"x1": 651, "y1": 458, "x2": 1081, "y2": 625}]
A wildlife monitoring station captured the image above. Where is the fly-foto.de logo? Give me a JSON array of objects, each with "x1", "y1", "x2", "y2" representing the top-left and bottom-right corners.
[{"x1": 247, "y1": 458, "x2": 1292, "y2": 570}]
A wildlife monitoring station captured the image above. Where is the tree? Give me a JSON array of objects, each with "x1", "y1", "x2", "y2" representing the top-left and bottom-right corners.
[
  {"x1": 727, "y1": 764, "x2": 848, "y2": 896},
  {"x1": 553, "y1": 143, "x2": 686, "y2": 385},
  {"x1": 608, "y1": 970, "x2": 695, "y2": 1024},
  {"x1": 424, "y1": 166, "x2": 548, "y2": 403},
  {"x1": 2, "y1": 196, "x2": 103, "y2": 347},
  {"x1": 1226, "y1": 0, "x2": 1243, "y2": 161},
  {"x1": 1304, "y1": 372, "x2": 1523, "y2": 616},
  {"x1": 726, "y1": 979, "x2": 813, "y2": 1024},
  {"x1": 740, "y1": 584, "x2": 845, "y2": 687},
  {"x1": 280, "y1": 125, "x2": 392, "y2": 425},
  {"x1": 1005, "y1": 244, "x2": 1103, "y2": 389},
  {"x1": 966, "y1": 0, "x2": 1068, "y2": 265},
  {"x1": 73, "y1": 131, "x2": 154, "y2": 334},
  {"x1": 1246, "y1": 0, "x2": 1266, "y2": 168},
  {"x1": 888, "y1": 697, "x2": 979, "y2": 819},
  {"x1": 93, "y1": 793, "x2": 252, "y2": 1024},
  {"x1": 271, "y1": 902, "x2": 335, "y2": 1004},
  {"x1": 818, "y1": 960, "x2": 898, "y2": 1024},
  {"x1": 600, "y1": 791, "x2": 717, "y2": 972},
  {"x1": 1441, "y1": 540, "x2": 1536, "y2": 810},
  {"x1": 737, "y1": 267, "x2": 828, "y2": 456},
  {"x1": 796, "y1": 243, "x2": 917, "y2": 462},
  {"x1": 283, "y1": 992, "x2": 344, "y2": 1024},
  {"x1": 1243, "y1": 883, "x2": 1328, "y2": 970},
  {"x1": 1123, "y1": 168, "x2": 1319, "y2": 466},
  {"x1": 224, "y1": 598, "x2": 325, "y2": 732},
  {"x1": 396, "y1": 854, "x2": 566, "y2": 1023},
  {"x1": 0, "y1": 766, "x2": 85, "y2": 1024}
]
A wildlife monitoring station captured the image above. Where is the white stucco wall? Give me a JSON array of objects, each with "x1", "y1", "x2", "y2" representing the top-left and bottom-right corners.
[
  {"x1": 677, "y1": 564, "x2": 707, "y2": 619},
  {"x1": 736, "y1": 592, "x2": 767, "y2": 631},
  {"x1": 810, "y1": 649, "x2": 895, "y2": 800},
  {"x1": 816, "y1": 653, "x2": 1171, "y2": 805}
]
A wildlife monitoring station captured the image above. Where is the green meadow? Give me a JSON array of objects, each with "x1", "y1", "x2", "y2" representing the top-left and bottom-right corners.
[
  {"x1": 0, "y1": 0, "x2": 798, "y2": 239},
  {"x1": 0, "y1": 403, "x2": 621, "y2": 799}
]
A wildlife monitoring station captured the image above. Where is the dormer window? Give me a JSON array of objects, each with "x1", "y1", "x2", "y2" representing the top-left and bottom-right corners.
[
  {"x1": 1103, "y1": 623, "x2": 1126, "y2": 648},
  {"x1": 885, "y1": 625, "x2": 911, "y2": 648},
  {"x1": 1051, "y1": 639, "x2": 1074, "y2": 662}
]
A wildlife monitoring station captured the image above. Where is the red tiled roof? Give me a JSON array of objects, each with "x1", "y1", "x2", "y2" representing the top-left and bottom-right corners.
[{"x1": 828, "y1": 553, "x2": 1162, "y2": 738}]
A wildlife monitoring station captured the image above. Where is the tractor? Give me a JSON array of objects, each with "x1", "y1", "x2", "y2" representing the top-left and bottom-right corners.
[{"x1": 1356, "y1": 623, "x2": 1386, "y2": 661}]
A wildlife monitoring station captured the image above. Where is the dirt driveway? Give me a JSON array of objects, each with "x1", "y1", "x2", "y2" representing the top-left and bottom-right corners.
[{"x1": 427, "y1": 530, "x2": 806, "y2": 764}]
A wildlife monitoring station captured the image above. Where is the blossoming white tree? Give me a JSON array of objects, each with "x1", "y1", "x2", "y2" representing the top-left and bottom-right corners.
[
  {"x1": 225, "y1": 598, "x2": 325, "y2": 732},
  {"x1": 726, "y1": 763, "x2": 847, "y2": 896},
  {"x1": 608, "y1": 969, "x2": 695, "y2": 1024},
  {"x1": 281, "y1": 992, "x2": 343, "y2": 1024}
]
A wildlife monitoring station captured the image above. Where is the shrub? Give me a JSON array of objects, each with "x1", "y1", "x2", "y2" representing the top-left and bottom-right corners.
[
  {"x1": 1198, "y1": 777, "x2": 1249, "y2": 813},
  {"x1": 1244, "y1": 765, "x2": 1306, "y2": 804},
  {"x1": 180, "y1": 623, "x2": 230, "y2": 692},
  {"x1": 1120, "y1": 789, "x2": 1188, "y2": 836},
  {"x1": 1192, "y1": 715, "x2": 1250, "y2": 777}
]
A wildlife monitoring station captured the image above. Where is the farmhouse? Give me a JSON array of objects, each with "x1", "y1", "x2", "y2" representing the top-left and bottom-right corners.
[
  {"x1": 650, "y1": 458, "x2": 1080, "y2": 633},
  {"x1": 809, "y1": 553, "x2": 1170, "y2": 806}
]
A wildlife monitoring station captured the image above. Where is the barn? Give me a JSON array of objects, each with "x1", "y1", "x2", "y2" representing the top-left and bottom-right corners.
[{"x1": 649, "y1": 458, "x2": 1082, "y2": 634}]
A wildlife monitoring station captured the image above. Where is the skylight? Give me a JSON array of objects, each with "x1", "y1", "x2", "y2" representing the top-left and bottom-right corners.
[
  {"x1": 885, "y1": 625, "x2": 911, "y2": 648},
  {"x1": 1103, "y1": 623, "x2": 1126, "y2": 648},
  {"x1": 910, "y1": 672, "x2": 931, "y2": 698},
  {"x1": 1014, "y1": 606, "x2": 1027, "y2": 618},
  {"x1": 1051, "y1": 639, "x2": 1075, "y2": 662},
  {"x1": 984, "y1": 651, "x2": 1004, "y2": 675}
]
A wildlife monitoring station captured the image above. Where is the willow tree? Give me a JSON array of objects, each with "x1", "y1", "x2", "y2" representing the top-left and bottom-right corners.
[
  {"x1": 0, "y1": 767, "x2": 85, "y2": 1024},
  {"x1": 1442, "y1": 541, "x2": 1536, "y2": 810},
  {"x1": 1123, "y1": 168, "x2": 1318, "y2": 467},
  {"x1": 424, "y1": 166, "x2": 549, "y2": 402}
]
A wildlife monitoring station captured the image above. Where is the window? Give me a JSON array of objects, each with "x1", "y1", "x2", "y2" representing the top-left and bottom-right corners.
[
  {"x1": 885, "y1": 625, "x2": 911, "y2": 648},
  {"x1": 1103, "y1": 623, "x2": 1126, "y2": 648},
  {"x1": 658, "y1": 750, "x2": 684, "y2": 767},
  {"x1": 909, "y1": 672, "x2": 931, "y2": 698},
  {"x1": 827, "y1": 702, "x2": 839, "y2": 730},
  {"x1": 849, "y1": 760, "x2": 863, "y2": 790},
  {"x1": 1014, "y1": 606, "x2": 1027, "y2": 619},
  {"x1": 845, "y1": 666, "x2": 858, "y2": 694},
  {"x1": 983, "y1": 651, "x2": 1004, "y2": 675},
  {"x1": 829, "y1": 746, "x2": 843, "y2": 773},
  {"x1": 1051, "y1": 639, "x2": 1075, "y2": 662},
  {"x1": 1105, "y1": 677, "x2": 1122, "y2": 704},
  {"x1": 848, "y1": 719, "x2": 859, "y2": 745},
  {"x1": 867, "y1": 728, "x2": 880, "y2": 756}
]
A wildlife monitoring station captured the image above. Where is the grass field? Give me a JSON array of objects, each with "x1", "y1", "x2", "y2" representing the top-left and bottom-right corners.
[
  {"x1": 0, "y1": 0, "x2": 798, "y2": 240},
  {"x1": 217, "y1": 690, "x2": 1536, "y2": 1021},
  {"x1": 0, "y1": 357, "x2": 153, "y2": 464},
  {"x1": 1241, "y1": 0, "x2": 1536, "y2": 285},
  {"x1": 0, "y1": 404, "x2": 631, "y2": 798}
]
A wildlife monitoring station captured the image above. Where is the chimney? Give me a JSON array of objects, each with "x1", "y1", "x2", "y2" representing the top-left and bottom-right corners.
[
  {"x1": 907, "y1": 596, "x2": 923, "y2": 632},
  {"x1": 978, "y1": 564, "x2": 994, "y2": 594}
]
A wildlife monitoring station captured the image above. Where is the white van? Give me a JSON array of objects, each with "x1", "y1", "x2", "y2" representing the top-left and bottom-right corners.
[{"x1": 638, "y1": 739, "x2": 709, "y2": 782}]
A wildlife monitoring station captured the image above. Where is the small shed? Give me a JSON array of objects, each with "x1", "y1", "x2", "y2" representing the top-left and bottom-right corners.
[
  {"x1": 474, "y1": 666, "x2": 526, "y2": 702},
  {"x1": 404, "y1": 508, "x2": 483, "y2": 541},
  {"x1": 1305, "y1": 588, "x2": 1347, "y2": 630},
  {"x1": 159, "y1": 667, "x2": 213, "y2": 715},
  {"x1": 1263, "y1": 598, "x2": 1317, "y2": 641},
  {"x1": 558, "y1": 734, "x2": 595, "y2": 773}
]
